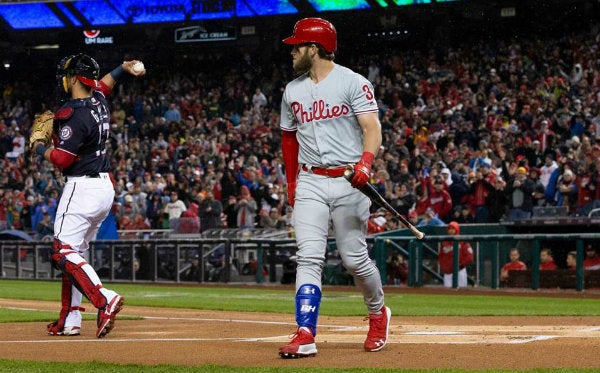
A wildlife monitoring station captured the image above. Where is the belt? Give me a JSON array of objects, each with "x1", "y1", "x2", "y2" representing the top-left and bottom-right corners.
[
  {"x1": 301, "y1": 165, "x2": 347, "y2": 178},
  {"x1": 65, "y1": 173, "x2": 102, "y2": 182}
]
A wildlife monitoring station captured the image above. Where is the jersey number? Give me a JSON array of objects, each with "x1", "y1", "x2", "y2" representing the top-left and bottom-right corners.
[{"x1": 362, "y1": 85, "x2": 374, "y2": 101}]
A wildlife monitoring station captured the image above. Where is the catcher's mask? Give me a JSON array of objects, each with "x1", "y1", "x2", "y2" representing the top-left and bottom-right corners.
[{"x1": 56, "y1": 53, "x2": 100, "y2": 93}]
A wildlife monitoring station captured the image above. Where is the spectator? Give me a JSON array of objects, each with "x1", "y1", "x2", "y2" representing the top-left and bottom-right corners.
[
  {"x1": 367, "y1": 214, "x2": 387, "y2": 234},
  {"x1": 145, "y1": 192, "x2": 164, "y2": 229},
  {"x1": 539, "y1": 154, "x2": 558, "y2": 191},
  {"x1": 260, "y1": 207, "x2": 286, "y2": 229},
  {"x1": 427, "y1": 176, "x2": 453, "y2": 222},
  {"x1": 163, "y1": 103, "x2": 181, "y2": 123},
  {"x1": 575, "y1": 162, "x2": 599, "y2": 216},
  {"x1": 165, "y1": 191, "x2": 187, "y2": 230},
  {"x1": 179, "y1": 202, "x2": 200, "y2": 233},
  {"x1": 389, "y1": 182, "x2": 416, "y2": 218},
  {"x1": 466, "y1": 166, "x2": 494, "y2": 223},
  {"x1": 438, "y1": 221, "x2": 474, "y2": 288},
  {"x1": 251, "y1": 88, "x2": 268, "y2": 113},
  {"x1": 223, "y1": 195, "x2": 238, "y2": 228},
  {"x1": 417, "y1": 207, "x2": 446, "y2": 227},
  {"x1": 198, "y1": 191, "x2": 223, "y2": 232},
  {"x1": 500, "y1": 248, "x2": 527, "y2": 284},
  {"x1": 236, "y1": 185, "x2": 257, "y2": 229},
  {"x1": 583, "y1": 244, "x2": 600, "y2": 270},
  {"x1": 385, "y1": 217, "x2": 400, "y2": 231},
  {"x1": 539, "y1": 248, "x2": 557, "y2": 270},
  {"x1": 36, "y1": 211, "x2": 54, "y2": 240},
  {"x1": 407, "y1": 209, "x2": 420, "y2": 227},
  {"x1": 556, "y1": 168, "x2": 578, "y2": 214},
  {"x1": 454, "y1": 204, "x2": 474, "y2": 224},
  {"x1": 119, "y1": 194, "x2": 140, "y2": 223},
  {"x1": 506, "y1": 167, "x2": 535, "y2": 221},
  {"x1": 486, "y1": 177, "x2": 508, "y2": 222}
]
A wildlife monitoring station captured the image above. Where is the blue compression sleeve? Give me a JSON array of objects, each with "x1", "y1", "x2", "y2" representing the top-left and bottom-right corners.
[
  {"x1": 295, "y1": 284, "x2": 321, "y2": 336},
  {"x1": 109, "y1": 65, "x2": 124, "y2": 80}
]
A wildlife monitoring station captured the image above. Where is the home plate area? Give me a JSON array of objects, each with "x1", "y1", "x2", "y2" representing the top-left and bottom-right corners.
[{"x1": 261, "y1": 323, "x2": 600, "y2": 345}]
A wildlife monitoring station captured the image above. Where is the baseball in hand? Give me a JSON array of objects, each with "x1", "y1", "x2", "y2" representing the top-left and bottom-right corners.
[{"x1": 132, "y1": 61, "x2": 145, "y2": 73}]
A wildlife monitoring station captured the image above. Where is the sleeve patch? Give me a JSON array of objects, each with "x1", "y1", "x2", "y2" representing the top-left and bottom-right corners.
[
  {"x1": 55, "y1": 107, "x2": 74, "y2": 120},
  {"x1": 59, "y1": 126, "x2": 73, "y2": 140}
]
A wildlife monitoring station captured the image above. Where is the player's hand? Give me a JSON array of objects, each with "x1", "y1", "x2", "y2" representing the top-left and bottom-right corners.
[
  {"x1": 351, "y1": 152, "x2": 374, "y2": 188},
  {"x1": 287, "y1": 181, "x2": 296, "y2": 207}
]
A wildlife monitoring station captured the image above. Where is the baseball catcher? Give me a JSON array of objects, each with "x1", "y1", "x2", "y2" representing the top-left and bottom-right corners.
[{"x1": 35, "y1": 53, "x2": 145, "y2": 338}]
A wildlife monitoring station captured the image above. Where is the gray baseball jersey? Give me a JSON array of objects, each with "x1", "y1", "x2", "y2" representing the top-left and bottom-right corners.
[{"x1": 280, "y1": 63, "x2": 378, "y2": 166}]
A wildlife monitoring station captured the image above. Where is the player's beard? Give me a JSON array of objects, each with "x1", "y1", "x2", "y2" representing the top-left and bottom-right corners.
[{"x1": 292, "y1": 50, "x2": 313, "y2": 77}]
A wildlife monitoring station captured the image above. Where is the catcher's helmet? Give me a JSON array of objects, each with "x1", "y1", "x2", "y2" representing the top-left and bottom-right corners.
[
  {"x1": 283, "y1": 17, "x2": 337, "y2": 53},
  {"x1": 56, "y1": 53, "x2": 100, "y2": 92}
]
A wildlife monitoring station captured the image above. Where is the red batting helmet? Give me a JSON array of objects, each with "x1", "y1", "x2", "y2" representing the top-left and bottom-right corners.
[{"x1": 283, "y1": 17, "x2": 337, "y2": 53}]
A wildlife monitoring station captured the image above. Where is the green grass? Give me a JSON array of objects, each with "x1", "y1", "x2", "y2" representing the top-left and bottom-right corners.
[
  {"x1": 1, "y1": 280, "x2": 600, "y2": 318},
  {"x1": 0, "y1": 361, "x2": 595, "y2": 373}
]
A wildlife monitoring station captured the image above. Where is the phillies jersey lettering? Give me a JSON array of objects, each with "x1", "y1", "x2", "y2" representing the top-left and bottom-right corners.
[
  {"x1": 280, "y1": 64, "x2": 378, "y2": 166},
  {"x1": 291, "y1": 100, "x2": 350, "y2": 123}
]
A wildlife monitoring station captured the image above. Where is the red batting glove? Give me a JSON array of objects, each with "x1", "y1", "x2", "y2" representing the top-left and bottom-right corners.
[
  {"x1": 351, "y1": 152, "x2": 374, "y2": 188},
  {"x1": 287, "y1": 181, "x2": 296, "y2": 207}
]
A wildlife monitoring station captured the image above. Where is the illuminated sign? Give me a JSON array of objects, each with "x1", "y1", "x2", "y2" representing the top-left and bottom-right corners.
[
  {"x1": 83, "y1": 29, "x2": 114, "y2": 44},
  {"x1": 175, "y1": 25, "x2": 236, "y2": 42}
]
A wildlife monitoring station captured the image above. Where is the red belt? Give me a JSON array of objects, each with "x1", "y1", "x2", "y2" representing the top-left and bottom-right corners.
[{"x1": 301, "y1": 165, "x2": 347, "y2": 178}]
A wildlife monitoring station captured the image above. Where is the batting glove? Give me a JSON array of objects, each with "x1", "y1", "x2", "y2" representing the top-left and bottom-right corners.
[{"x1": 351, "y1": 152, "x2": 374, "y2": 188}]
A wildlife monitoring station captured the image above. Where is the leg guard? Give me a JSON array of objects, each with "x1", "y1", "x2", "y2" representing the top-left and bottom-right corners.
[
  {"x1": 51, "y1": 239, "x2": 110, "y2": 310},
  {"x1": 295, "y1": 284, "x2": 321, "y2": 336},
  {"x1": 47, "y1": 274, "x2": 86, "y2": 335}
]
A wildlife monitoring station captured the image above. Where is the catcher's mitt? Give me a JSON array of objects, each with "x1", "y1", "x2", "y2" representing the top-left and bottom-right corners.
[{"x1": 29, "y1": 110, "x2": 54, "y2": 150}]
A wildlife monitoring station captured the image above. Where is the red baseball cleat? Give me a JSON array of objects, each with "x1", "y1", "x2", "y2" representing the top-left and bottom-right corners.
[
  {"x1": 364, "y1": 305, "x2": 391, "y2": 352},
  {"x1": 47, "y1": 323, "x2": 81, "y2": 336},
  {"x1": 279, "y1": 327, "x2": 317, "y2": 358},
  {"x1": 96, "y1": 295, "x2": 124, "y2": 338}
]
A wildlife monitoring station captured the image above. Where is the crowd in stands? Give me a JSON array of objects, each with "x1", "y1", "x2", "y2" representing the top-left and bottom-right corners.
[{"x1": 1, "y1": 23, "x2": 600, "y2": 238}]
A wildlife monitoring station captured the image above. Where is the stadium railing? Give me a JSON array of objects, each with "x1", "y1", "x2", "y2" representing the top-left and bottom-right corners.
[{"x1": 1, "y1": 230, "x2": 599, "y2": 291}]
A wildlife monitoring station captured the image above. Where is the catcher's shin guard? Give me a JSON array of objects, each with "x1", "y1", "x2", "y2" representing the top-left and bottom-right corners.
[
  {"x1": 51, "y1": 239, "x2": 109, "y2": 310},
  {"x1": 47, "y1": 274, "x2": 85, "y2": 335},
  {"x1": 295, "y1": 284, "x2": 321, "y2": 336}
]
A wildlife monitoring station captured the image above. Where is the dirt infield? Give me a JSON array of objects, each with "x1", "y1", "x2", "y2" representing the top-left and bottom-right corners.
[{"x1": 2, "y1": 293, "x2": 600, "y2": 370}]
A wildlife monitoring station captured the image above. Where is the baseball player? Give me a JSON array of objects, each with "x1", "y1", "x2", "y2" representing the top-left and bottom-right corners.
[
  {"x1": 31, "y1": 53, "x2": 145, "y2": 338},
  {"x1": 278, "y1": 17, "x2": 391, "y2": 358},
  {"x1": 500, "y1": 248, "x2": 527, "y2": 283},
  {"x1": 438, "y1": 221, "x2": 473, "y2": 287}
]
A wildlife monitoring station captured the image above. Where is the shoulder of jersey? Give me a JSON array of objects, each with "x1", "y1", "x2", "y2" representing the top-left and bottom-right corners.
[{"x1": 54, "y1": 107, "x2": 74, "y2": 121}]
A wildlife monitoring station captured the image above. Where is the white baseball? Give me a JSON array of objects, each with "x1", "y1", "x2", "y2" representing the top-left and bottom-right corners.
[{"x1": 132, "y1": 61, "x2": 145, "y2": 73}]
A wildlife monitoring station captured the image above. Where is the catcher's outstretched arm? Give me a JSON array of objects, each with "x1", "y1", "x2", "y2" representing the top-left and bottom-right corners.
[{"x1": 100, "y1": 60, "x2": 146, "y2": 94}]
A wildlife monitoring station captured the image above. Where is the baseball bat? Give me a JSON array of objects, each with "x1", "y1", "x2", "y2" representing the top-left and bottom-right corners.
[{"x1": 344, "y1": 168, "x2": 425, "y2": 240}]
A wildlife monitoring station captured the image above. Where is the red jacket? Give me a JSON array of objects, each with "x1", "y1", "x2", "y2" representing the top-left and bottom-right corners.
[
  {"x1": 438, "y1": 222, "x2": 474, "y2": 274},
  {"x1": 584, "y1": 256, "x2": 600, "y2": 270},
  {"x1": 427, "y1": 189, "x2": 453, "y2": 220},
  {"x1": 539, "y1": 259, "x2": 557, "y2": 270},
  {"x1": 502, "y1": 261, "x2": 527, "y2": 272}
]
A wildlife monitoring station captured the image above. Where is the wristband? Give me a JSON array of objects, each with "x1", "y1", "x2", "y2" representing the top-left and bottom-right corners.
[
  {"x1": 109, "y1": 65, "x2": 124, "y2": 80},
  {"x1": 361, "y1": 151, "x2": 375, "y2": 165},
  {"x1": 35, "y1": 143, "x2": 47, "y2": 157}
]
